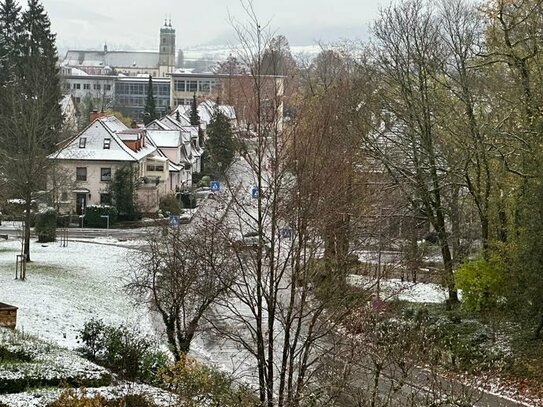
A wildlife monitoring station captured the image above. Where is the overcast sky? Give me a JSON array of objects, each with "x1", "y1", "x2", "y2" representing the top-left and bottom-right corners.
[{"x1": 40, "y1": 0, "x2": 389, "y2": 52}]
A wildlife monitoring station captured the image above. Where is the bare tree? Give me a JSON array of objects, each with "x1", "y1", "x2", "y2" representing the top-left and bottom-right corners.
[
  {"x1": 361, "y1": 0, "x2": 460, "y2": 304},
  {"x1": 127, "y1": 217, "x2": 236, "y2": 361},
  {"x1": 0, "y1": 64, "x2": 61, "y2": 266}
]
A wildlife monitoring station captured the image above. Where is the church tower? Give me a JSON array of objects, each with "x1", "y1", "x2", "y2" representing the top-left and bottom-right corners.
[{"x1": 158, "y1": 19, "x2": 176, "y2": 76}]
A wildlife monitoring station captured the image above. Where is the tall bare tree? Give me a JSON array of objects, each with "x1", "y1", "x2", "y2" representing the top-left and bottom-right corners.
[
  {"x1": 362, "y1": 0, "x2": 460, "y2": 303},
  {"x1": 127, "y1": 217, "x2": 236, "y2": 360}
]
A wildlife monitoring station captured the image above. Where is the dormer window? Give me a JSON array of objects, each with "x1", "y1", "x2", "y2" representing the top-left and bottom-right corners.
[
  {"x1": 79, "y1": 137, "x2": 86, "y2": 148},
  {"x1": 103, "y1": 138, "x2": 111, "y2": 149}
]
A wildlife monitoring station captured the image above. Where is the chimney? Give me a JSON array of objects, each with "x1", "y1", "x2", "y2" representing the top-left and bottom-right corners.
[{"x1": 89, "y1": 110, "x2": 106, "y2": 123}]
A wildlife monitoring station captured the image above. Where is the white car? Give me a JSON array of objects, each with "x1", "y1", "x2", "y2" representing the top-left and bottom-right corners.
[{"x1": 193, "y1": 187, "x2": 215, "y2": 200}]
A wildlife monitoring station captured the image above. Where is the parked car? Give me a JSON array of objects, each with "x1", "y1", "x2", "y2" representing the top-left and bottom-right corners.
[
  {"x1": 193, "y1": 187, "x2": 215, "y2": 200},
  {"x1": 179, "y1": 212, "x2": 192, "y2": 224}
]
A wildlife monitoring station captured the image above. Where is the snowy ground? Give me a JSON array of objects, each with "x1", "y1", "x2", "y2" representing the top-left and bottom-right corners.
[
  {"x1": 0, "y1": 239, "x2": 155, "y2": 349},
  {"x1": 347, "y1": 274, "x2": 457, "y2": 303}
]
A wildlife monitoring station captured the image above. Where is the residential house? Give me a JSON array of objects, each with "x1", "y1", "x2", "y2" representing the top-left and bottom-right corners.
[
  {"x1": 147, "y1": 114, "x2": 203, "y2": 174},
  {"x1": 50, "y1": 115, "x2": 169, "y2": 215}
]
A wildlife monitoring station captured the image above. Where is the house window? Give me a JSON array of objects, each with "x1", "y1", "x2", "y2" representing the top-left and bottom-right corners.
[
  {"x1": 83, "y1": 83, "x2": 90, "y2": 90},
  {"x1": 147, "y1": 161, "x2": 164, "y2": 172},
  {"x1": 94, "y1": 84, "x2": 101, "y2": 91},
  {"x1": 104, "y1": 84, "x2": 111, "y2": 91},
  {"x1": 76, "y1": 167, "x2": 87, "y2": 181},
  {"x1": 79, "y1": 137, "x2": 86, "y2": 148},
  {"x1": 75, "y1": 97, "x2": 81, "y2": 104},
  {"x1": 101, "y1": 168, "x2": 112, "y2": 181},
  {"x1": 73, "y1": 83, "x2": 80, "y2": 89},
  {"x1": 174, "y1": 80, "x2": 185, "y2": 92},
  {"x1": 103, "y1": 138, "x2": 111, "y2": 149},
  {"x1": 187, "y1": 80, "x2": 198, "y2": 92},
  {"x1": 100, "y1": 193, "x2": 111, "y2": 205},
  {"x1": 60, "y1": 191, "x2": 68, "y2": 201}
]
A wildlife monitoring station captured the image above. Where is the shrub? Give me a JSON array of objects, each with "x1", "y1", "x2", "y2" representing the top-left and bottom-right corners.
[
  {"x1": 198, "y1": 175, "x2": 211, "y2": 188},
  {"x1": 159, "y1": 194, "x2": 182, "y2": 215},
  {"x1": 455, "y1": 257, "x2": 504, "y2": 312},
  {"x1": 84, "y1": 206, "x2": 117, "y2": 228},
  {"x1": 79, "y1": 320, "x2": 169, "y2": 382},
  {"x1": 50, "y1": 389, "x2": 158, "y2": 407},
  {"x1": 35, "y1": 208, "x2": 57, "y2": 242},
  {"x1": 162, "y1": 355, "x2": 257, "y2": 407}
]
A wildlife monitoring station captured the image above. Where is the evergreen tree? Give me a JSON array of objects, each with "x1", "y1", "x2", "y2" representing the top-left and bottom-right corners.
[
  {"x1": 143, "y1": 75, "x2": 156, "y2": 125},
  {"x1": 0, "y1": 0, "x2": 63, "y2": 264},
  {"x1": 189, "y1": 93, "x2": 200, "y2": 125},
  {"x1": 109, "y1": 165, "x2": 139, "y2": 221},
  {"x1": 0, "y1": 0, "x2": 23, "y2": 85},
  {"x1": 207, "y1": 110, "x2": 235, "y2": 174},
  {"x1": 21, "y1": 0, "x2": 63, "y2": 146}
]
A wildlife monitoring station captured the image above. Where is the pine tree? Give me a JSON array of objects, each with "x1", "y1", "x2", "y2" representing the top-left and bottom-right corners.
[
  {"x1": 189, "y1": 93, "x2": 200, "y2": 125},
  {"x1": 207, "y1": 111, "x2": 235, "y2": 174},
  {"x1": 21, "y1": 0, "x2": 63, "y2": 146},
  {"x1": 0, "y1": 0, "x2": 23, "y2": 85},
  {"x1": 143, "y1": 75, "x2": 156, "y2": 125},
  {"x1": 0, "y1": 0, "x2": 63, "y2": 264}
]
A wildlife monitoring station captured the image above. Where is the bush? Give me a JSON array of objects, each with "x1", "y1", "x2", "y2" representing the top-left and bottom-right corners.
[
  {"x1": 35, "y1": 208, "x2": 57, "y2": 242},
  {"x1": 159, "y1": 194, "x2": 182, "y2": 215},
  {"x1": 49, "y1": 389, "x2": 158, "y2": 407},
  {"x1": 162, "y1": 355, "x2": 257, "y2": 407},
  {"x1": 83, "y1": 206, "x2": 117, "y2": 228},
  {"x1": 79, "y1": 319, "x2": 169, "y2": 382},
  {"x1": 198, "y1": 175, "x2": 211, "y2": 188},
  {"x1": 455, "y1": 257, "x2": 504, "y2": 312}
]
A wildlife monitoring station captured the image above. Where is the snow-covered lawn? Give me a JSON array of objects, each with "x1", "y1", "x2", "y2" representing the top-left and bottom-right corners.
[
  {"x1": 0, "y1": 383, "x2": 179, "y2": 407},
  {"x1": 0, "y1": 239, "x2": 155, "y2": 349},
  {"x1": 347, "y1": 274, "x2": 457, "y2": 303}
]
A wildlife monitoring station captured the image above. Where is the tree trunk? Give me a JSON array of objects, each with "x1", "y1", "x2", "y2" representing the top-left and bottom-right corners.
[
  {"x1": 24, "y1": 194, "x2": 32, "y2": 264},
  {"x1": 533, "y1": 312, "x2": 543, "y2": 340}
]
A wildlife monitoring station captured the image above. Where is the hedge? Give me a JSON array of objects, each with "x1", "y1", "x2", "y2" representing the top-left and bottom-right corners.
[
  {"x1": 84, "y1": 206, "x2": 118, "y2": 228},
  {"x1": 35, "y1": 208, "x2": 57, "y2": 243}
]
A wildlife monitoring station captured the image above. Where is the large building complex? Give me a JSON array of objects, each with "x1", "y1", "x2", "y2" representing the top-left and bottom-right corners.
[
  {"x1": 62, "y1": 21, "x2": 177, "y2": 77},
  {"x1": 60, "y1": 21, "x2": 284, "y2": 127}
]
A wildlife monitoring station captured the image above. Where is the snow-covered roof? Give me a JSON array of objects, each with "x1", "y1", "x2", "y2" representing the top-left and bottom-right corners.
[
  {"x1": 168, "y1": 106, "x2": 192, "y2": 125},
  {"x1": 169, "y1": 162, "x2": 182, "y2": 172},
  {"x1": 69, "y1": 67, "x2": 88, "y2": 76},
  {"x1": 63, "y1": 50, "x2": 160, "y2": 69},
  {"x1": 146, "y1": 130, "x2": 181, "y2": 148},
  {"x1": 51, "y1": 116, "x2": 157, "y2": 162}
]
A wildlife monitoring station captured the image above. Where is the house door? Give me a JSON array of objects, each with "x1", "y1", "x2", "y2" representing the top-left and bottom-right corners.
[{"x1": 76, "y1": 193, "x2": 87, "y2": 215}]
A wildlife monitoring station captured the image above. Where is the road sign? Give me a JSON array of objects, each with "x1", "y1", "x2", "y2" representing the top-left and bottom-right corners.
[
  {"x1": 251, "y1": 186, "x2": 259, "y2": 199},
  {"x1": 280, "y1": 228, "x2": 292, "y2": 239},
  {"x1": 169, "y1": 215, "x2": 179, "y2": 228},
  {"x1": 210, "y1": 180, "x2": 220, "y2": 192}
]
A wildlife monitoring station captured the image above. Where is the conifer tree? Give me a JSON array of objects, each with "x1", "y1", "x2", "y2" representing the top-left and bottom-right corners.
[
  {"x1": 21, "y1": 0, "x2": 63, "y2": 146},
  {"x1": 207, "y1": 110, "x2": 235, "y2": 174},
  {"x1": 0, "y1": 0, "x2": 23, "y2": 85},
  {"x1": 189, "y1": 93, "x2": 200, "y2": 125},
  {"x1": 143, "y1": 75, "x2": 156, "y2": 125},
  {"x1": 0, "y1": 0, "x2": 62, "y2": 264}
]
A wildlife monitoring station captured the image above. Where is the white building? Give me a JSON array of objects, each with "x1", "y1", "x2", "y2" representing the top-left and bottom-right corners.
[{"x1": 50, "y1": 115, "x2": 169, "y2": 215}]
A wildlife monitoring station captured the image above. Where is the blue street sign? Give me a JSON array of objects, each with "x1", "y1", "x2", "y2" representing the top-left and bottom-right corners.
[
  {"x1": 169, "y1": 215, "x2": 179, "y2": 228},
  {"x1": 280, "y1": 228, "x2": 292, "y2": 239},
  {"x1": 251, "y1": 186, "x2": 259, "y2": 199},
  {"x1": 210, "y1": 180, "x2": 220, "y2": 192}
]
